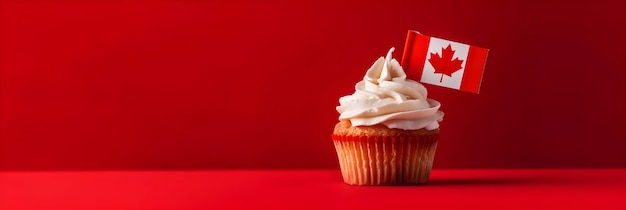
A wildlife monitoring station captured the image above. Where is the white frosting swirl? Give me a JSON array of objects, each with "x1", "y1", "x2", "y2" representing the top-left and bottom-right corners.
[{"x1": 336, "y1": 48, "x2": 444, "y2": 130}]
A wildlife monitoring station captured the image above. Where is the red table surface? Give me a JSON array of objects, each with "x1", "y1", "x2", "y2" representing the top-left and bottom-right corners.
[{"x1": 1, "y1": 169, "x2": 625, "y2": 210}]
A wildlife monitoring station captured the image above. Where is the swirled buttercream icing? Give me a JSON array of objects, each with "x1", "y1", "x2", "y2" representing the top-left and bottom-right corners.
[{"x1": 336, "y1": 48, "x2": 444, "y2": 130}]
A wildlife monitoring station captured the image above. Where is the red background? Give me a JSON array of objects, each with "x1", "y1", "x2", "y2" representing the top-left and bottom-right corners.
[{"x1": 1, "y1": 0, "x2": 624, "y2": 170}]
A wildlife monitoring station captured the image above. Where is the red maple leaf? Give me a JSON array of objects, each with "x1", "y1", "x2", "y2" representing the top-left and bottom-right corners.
[{"x1": 428, "y1": 44, "x2": 464, "y2": 82}]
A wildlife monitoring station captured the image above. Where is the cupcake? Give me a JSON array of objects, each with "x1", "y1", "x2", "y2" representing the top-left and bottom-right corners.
[{"x1": 332, "y1": 47, "x2": 444, "y2": 185}]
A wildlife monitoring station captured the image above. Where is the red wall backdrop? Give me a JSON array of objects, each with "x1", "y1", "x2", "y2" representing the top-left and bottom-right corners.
[{"x1": 1, "y1": 0, "x2": 625, "y2": 170}]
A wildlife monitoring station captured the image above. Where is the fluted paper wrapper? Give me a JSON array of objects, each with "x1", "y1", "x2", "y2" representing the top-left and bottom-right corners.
[{"x1": 332, "y1": 134, "x2": 438, "y2": 185}]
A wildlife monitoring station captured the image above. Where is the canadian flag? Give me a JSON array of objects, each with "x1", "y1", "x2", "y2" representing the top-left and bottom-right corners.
[{"x1": 401, "y1": 30, "x2": 489, "y2": 94}]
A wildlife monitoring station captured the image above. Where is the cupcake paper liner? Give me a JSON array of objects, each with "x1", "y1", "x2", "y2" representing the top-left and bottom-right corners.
[{"x1": 332, "y1": 134, "x2": 438, "y2": 185}]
